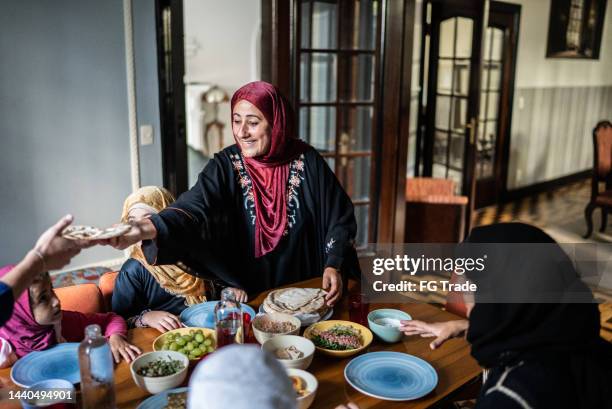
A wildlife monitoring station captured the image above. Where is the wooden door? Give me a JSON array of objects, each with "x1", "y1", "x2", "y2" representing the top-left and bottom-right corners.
[
  {"x1": 474, "y1": 2, "x2": 520, "y2": 208},
  {"x1": 419, "y1": 0, "x2": 488, "y2": 231}
]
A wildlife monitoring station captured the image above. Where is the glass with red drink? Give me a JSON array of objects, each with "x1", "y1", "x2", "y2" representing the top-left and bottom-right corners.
[{"x1": 349, "y1": 292, "x2": 370, "y2": 326}]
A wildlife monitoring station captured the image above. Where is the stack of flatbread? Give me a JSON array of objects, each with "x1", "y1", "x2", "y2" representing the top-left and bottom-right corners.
[
  {"x1": 262, "y1": 288, "x2": 329, "y2": 322},
  {"x1": 62, "y1": 224, "x2": 131, "y2": 240}
]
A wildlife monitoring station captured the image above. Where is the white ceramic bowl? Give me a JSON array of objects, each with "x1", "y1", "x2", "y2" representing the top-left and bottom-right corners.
[
  {"x1": 252, "y1": 312, "x2": 301, "y2": 344},
  {"x1": 286, "y1": 368, "x2": 318, "y2": 409},
  {"x1": 261, "y1": 335, "x2": 315, "y2": 370},
  {"x1": 130, "y1": 351, "x2": 189, "y2": 394}
]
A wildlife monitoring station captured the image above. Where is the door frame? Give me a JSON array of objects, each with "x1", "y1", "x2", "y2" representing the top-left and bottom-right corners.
[
  {"x1": 155, "y1": 0, "x2": 188, "y2": 196},
  {"x1": 417, "y1": 0, "x2": 488, "y2": 232},
  {"x1": 490, "y1": 1, "x2": 520, "y2": 207}
]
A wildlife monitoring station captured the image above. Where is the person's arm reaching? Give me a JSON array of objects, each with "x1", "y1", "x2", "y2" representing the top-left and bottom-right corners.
[
  {"x1": 0, "y1": 215, "x2": 87, "y2": 325},
  {"x1": 400, "y1": 319, "x2": 469, "y2": 350}
]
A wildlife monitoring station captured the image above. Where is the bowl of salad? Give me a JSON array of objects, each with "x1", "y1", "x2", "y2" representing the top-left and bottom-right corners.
[
  {"x1": 130, "y1": 351, "x2": 189, "y2": 394},
  {"x1": 303, "y1": 320, "x2": 373, "y2": 358}
]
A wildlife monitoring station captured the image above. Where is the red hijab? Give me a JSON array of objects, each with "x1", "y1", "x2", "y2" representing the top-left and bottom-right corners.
[{"x1": 231, "y1": 81, "x2": 309, "y2": 257}]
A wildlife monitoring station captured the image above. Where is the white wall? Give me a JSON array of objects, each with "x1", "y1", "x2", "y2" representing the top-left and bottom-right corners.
[
  {"x1": 183, "y1": 0, "x2": 261, "y2": 150},
  {"x1": 507, "y1": 0, "x2": 612, "y2": 88},
  {"x1": 505, "y1": 0, "x2": 612, "y2": 189}
]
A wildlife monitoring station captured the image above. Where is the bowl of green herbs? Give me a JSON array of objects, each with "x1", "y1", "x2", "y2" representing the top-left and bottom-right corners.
[{"x1": 130, "y1": 351, "x2": 189, "y2": 394}]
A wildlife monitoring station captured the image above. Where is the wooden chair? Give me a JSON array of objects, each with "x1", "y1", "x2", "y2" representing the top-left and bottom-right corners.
[
  {"x1": 584, "y1": 120, "x2": 612, "y2": 238},
  {"x1": 405, "y1": 177, "x2": 469, "y2": 243}
]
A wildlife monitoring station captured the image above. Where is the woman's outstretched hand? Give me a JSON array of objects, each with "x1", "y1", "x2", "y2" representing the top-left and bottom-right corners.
[
  {"x1": 400, "y1": 319, "x2": 469, "y2": 350},
  {"x1": 322, "y1": 267, "x2": 342, "y2": 306},
  {"x1": 98, "y1": 218, "x2": 157, "y2": 250}
]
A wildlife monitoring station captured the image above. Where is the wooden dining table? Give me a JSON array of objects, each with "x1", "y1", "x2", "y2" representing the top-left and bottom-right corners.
[{"x1": 0, "y1": 277, "x2": 481, "y2": 409}]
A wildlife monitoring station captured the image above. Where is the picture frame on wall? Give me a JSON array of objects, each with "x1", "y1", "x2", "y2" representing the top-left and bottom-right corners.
[{"x1": 546, "y1": 0, "x2": 608, "y2": 59}]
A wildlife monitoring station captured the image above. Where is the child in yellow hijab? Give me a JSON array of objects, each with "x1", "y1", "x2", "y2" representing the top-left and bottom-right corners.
[{"x1": 112, "y1": 186, "x2": 208, "y2": 332}]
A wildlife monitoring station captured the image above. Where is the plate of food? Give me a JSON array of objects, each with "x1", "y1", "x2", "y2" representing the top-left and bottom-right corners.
[
  {"x1": 153, "y1": 328, "x2": 216, "y2": 362},
  {"x1": 260, "y1": 288, "x2": 333, "y2": 326},
  {"x1": 180, "y1": 301, "x2": 257, "y2": 329},
  {"x1": 303, "y1": 320, "x2": 372, "y2": 358},
  {"x1": 62, "y1": 223, "x2": 131, "y2": 240},
  {"x1": 344, "y1": 351, "x2": 438, "y2": 401},
  {"x1": 136, "y1": 386, "x2": 188, "y2": 409},
  {"x1": 11, "y1": 343, "x2": 80, "y2": 387}
]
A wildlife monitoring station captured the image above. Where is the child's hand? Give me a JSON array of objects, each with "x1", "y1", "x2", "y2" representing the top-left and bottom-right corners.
[
  {"x1": 109, "y1": 334, "x2": 141, "y2": 363},
  {"x1": 399, "y1": 319, "x2": 468, "y2": 350},
  {"x1": 142, "y1": 311, "x2": 182, "y2": 332}
]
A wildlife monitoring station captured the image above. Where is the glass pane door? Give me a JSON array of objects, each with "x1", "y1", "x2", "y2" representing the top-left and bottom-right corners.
[{"x1": 297, "y1": 0, "x2": 381, "y2": 248}]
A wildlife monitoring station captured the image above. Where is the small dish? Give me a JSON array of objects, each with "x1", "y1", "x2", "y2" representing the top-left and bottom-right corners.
[
  {"x1": 303, "y1": 320, "x2": 373, "y2": 358},
  {"x1": 367, "y1": 309, "x2": 412, "y2": 343},
  {"x1": 286, "y1": 368, "x2": 318, "y2": 409},
  {"x1": 261, "y1": 335, "x2": 315, "y2": 370},
  {"x1": 130, "y1": 351, "x2": 189, "y2": 395},
  {"x1": 252, "y1": 312, "x2": 301, "y2": 344}
]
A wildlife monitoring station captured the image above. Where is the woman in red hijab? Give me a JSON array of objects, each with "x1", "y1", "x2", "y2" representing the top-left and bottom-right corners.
[{"x1": 106, "y1": 81, "x2": 359, "y2": 304}]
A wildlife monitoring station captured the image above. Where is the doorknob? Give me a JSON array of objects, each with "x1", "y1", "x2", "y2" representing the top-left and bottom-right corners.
[{"x1": 466, "y1": 118, "x2": 477, "y2": 145}]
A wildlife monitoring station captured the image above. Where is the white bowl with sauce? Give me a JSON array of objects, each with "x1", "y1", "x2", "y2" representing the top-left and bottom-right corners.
[{"x1": 262, "y1": 335, "x2": 315, "y2": 370}]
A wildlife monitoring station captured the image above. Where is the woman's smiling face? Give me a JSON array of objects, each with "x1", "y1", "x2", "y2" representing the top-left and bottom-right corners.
[{"x1": 232, "y1": 99, "x2": 271, "y2": 158}]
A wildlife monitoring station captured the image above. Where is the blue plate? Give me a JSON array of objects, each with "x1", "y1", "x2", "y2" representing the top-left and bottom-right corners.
[
  {"x1": 137, "y1": 387, "x2": 188, "y2": 409},
  {"x1": 11, "y1": 343, "x2": 80, "y2": 387},
  {"x1": 180, "y1": 301, "x2": 257, "y2": 328},
  {"x1": 344, "y1": 351, "x2": 438, "y2": 401}
]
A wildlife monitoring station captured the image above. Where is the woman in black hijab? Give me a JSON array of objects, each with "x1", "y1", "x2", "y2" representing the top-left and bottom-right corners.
[
  {"x1": 403, "y1": 222, "x2": 611, "y2": 409},
  {"x1": 466, "y1": 223, "x2": 611, "y2": 409}
]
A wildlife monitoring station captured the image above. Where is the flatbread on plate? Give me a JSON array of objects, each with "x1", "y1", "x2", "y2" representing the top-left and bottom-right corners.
[
  {"x1": 263, "y1": 288, "x2": 329, "y2": 317},
  {"x1": 62, "y1": 224, "x2": 131, "y2": 240}
]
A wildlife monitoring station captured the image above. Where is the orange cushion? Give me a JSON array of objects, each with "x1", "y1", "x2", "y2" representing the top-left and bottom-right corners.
[
  {"x1": 98, "y1": 272, "x2": 119, "y2": 312},
  {"x1": 55, "y1": 283, "x2": 105, "y2": 314}
]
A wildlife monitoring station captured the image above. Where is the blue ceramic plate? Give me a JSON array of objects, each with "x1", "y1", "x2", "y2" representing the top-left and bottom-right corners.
[
  {"x1": 180, "y1": 301, "x2": 257, "y2": 328},
  {"x1": 344, "y1": 351, "x2": 438, "y2": 401},
  {"x1": 137, "y1": 387, "x2": 188, "y2": 409},
  {"x1": 11, "y1": 343, "x2": 80, "y2": 387}
]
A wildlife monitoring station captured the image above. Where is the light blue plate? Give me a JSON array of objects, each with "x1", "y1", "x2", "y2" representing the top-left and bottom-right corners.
[
  {"x1": 344, "y1": 351, "x2": 438, "y2": 401},
  {"x1": 11, "y1": 343, "x2": 80, "y2": 387},
  {"x1": 180, "y1": 301, "x2": 257, "y2": 328},
  {"x1": 137, "y1": 387, "x2": 188, "y2": 409}
]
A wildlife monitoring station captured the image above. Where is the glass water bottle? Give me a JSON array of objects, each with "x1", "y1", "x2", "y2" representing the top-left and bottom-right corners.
[
  {"x1": 78, "y1": 324, "x2": 116, "y2": 409},
  {"x1": 214, "y1": 288, "x2": 244, "y2": 347}
]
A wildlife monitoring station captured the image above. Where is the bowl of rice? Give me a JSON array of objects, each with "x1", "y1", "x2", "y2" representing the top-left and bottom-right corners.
[
  {"x1": 303, "y1": 320, "x2": 373, "y2": 358},
  {"x1": 252, "y1": 312, "x2": 301, "y2": 344}
]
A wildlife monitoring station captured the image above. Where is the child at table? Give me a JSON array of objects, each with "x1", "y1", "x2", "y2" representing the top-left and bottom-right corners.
[{"x1": 0, "y1": 265, "x2": 141, "y2": 368}]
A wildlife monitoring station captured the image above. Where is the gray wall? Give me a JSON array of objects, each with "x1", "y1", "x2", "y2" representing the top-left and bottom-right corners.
[
  {"x1": 508, "y1": 86, "x2": 612, "y2": 189},
  {"x1": 0, "y1": 0, "x2": 163, "y2": 268}
]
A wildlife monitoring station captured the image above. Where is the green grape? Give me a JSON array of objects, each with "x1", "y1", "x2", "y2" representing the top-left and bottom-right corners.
[
  {"x1": 177, "y1": 348, "x2": 187, "y2": 355},
  {"x1": 194, "y1": 333, "x2": 204, "y2": 343},
  {"x1": 185, "y1": 342, "x2": 195, "y2": 352},
  {"x1": 169, "y1": 342, "x2": 179, "y2": 351},
  {"x1": 166, "y1": 334, "x2": 175, "y2": 341},
  {"x1": 191, "y1": 347, "x2": 203, "y2": 357},
  {"x1": 206, "y1": 346, "x2": 214, "y2": 353},
  {"x1": 162, "y1": 342, "x2": 170, "y2": 350},
  {"x1": 182, "y1": 335, "x2": 193, "y2": 342},
  {"x1": 175, "y1": 337, "x2": 186, "y2": 346},
  {"x1": 203, "y1": 338, "x2": 212, "y2": 347}
]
